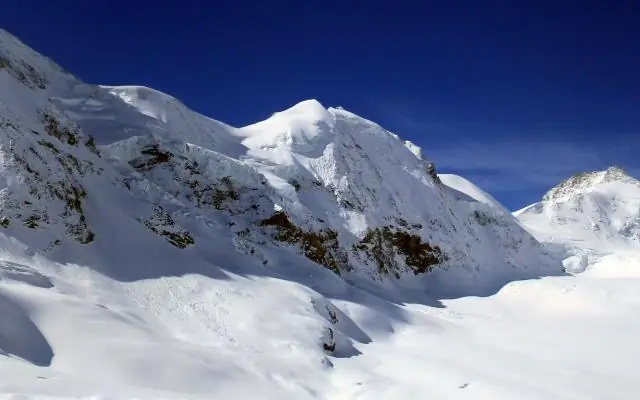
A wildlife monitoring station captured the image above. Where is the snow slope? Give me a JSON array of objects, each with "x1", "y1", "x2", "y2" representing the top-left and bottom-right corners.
[
  {"x1": 2, "y1": 28, "x2": 640, "y2": 399},
  {"x1": 440, "y1": 173, "x2": 509, "y2": 212},
  {"x1": 3, "y1": 236, "x2": 639, "y2": 399}
]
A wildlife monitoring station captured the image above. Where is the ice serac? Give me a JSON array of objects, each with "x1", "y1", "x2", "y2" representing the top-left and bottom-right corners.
[{"x1": 516, "y1": 167, "x2": 640, "y2": 272}]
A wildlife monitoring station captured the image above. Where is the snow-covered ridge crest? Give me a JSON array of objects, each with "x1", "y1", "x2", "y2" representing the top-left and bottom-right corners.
[
  {"x1": 542, "y1": 166, "x2": 638, "y2": 202},
  {"x1": 103, "y1": 85, "x2": 185, "y2": 123},
  {"x1": 0, "y1": 28, "x2": 76, "y2": 91}
]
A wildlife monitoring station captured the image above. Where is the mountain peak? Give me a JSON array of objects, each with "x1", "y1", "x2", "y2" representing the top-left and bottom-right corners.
[
  {"x1": 285, "y1": 98, "x2": 326, "y2": 113},
  {"x1": 237, "y1": 99, "x2": 335, "y2": 154},
  {"x1": 517, "y1": 165, "x2": 640, "y2": 267},
  {"x1": 267, "y1": 99, "x2": 331, "y2": 126},
  {"x1": 602, "y1": 166, "x2": 629, "y2": 181},
  {"x1": 542, "y1": 166, "x2": 637, "y2": 202}
]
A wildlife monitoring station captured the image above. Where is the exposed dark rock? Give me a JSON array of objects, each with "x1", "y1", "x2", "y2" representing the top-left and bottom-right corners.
[
  {"x1": 260, "y1": 211, "x2": 348, "y2": 275},
  {"x1": 41, "y1": 111, "x2": 80, "y2": 146},
  {"x1": 37, "y1": 140, "x2": 59, "y2": 154},
  {"x1": 427, "y1": 162, "x2": 441, "y2": 184},
  {"x1": 354, "y1": 225, "x2": 446, "y2": 277},
  {"x1": 288, "y1": 179, "x2": 302, "y2": 192},
  {"x1": 0, "y1": 53, "x2": 48, "y2": 89},
  {"x1": 85, "y1": 135, "x2": 100, "y2": 157},
  {"x1": 323, "y1": 328, "x2": 336, "y2": 353},
  {"x1": 129, "y1": 144, "x2": 173, "y2": 172},
  {"x1": 23, "y1": 214, "x2": 41, "y2": 229},
  {"x1": 141, "y1": 205, "x2": 195, "y2": 249},
  {"x1": 212, "y1": 176, "x2": 240, "y2": 210}
]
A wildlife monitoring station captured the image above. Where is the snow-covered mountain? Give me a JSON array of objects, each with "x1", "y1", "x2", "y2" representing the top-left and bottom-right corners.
[
  {"x1": 0, "y1": 28, "x2": 558, "y2": 296},
  {"x1": 7, "y1": 28, "x2": 640, "y2": 399},
  {"x1": 516, "y1": 166, "x2": 640, "y2": 273}
]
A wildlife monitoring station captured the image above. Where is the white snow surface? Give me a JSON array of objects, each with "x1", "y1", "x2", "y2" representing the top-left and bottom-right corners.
[
  {"x1": 440, "y1": 173, "x2": 508, "y2": 212},
  {"x1": 1, "y1": 28, "x2": 640, "y2": 399}
]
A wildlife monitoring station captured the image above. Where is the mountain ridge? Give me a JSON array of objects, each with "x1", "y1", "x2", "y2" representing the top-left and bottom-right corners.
[
  {"x1": 0, "y1": 28, "x2": 561, "y2": 299},
  {"x1": 541, "y1": 166, "x2": 638, "y2": 202}
]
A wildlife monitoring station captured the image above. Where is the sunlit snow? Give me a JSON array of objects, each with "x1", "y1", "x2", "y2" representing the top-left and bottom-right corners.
[{"x1": 1, "y1": 28, "x2": 639, "y2": 400}]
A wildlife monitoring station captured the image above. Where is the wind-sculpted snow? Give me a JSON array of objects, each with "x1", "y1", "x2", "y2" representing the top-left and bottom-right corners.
[
  {"x1": 0, "y1": 290, "x2": 54, "y2": 367},
  {"x1": 0, "y1": 260, "x2": 53, "y2": 288}
]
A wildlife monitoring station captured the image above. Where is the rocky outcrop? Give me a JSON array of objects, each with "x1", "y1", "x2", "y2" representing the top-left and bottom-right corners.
[
  {"x1": 140, "y1": 205, "x2": 194, "y2": 249},
  {"x1": 1, "y1": 107, "x2": 98, "y2": 246},
  {"x1": 0, "y1": 50, "x2": 48, "y2": 89},
  {"x1": 353, "y1": 225, "x2": 447, "y2": 278},
  {"x1": 260, "y1": 211, "x2": 349, "y2": 275}
]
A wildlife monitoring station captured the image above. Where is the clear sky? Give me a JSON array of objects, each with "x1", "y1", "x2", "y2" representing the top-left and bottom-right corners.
[{"x1": 2, "y1": 1, "x2": 639, "y2": 209}]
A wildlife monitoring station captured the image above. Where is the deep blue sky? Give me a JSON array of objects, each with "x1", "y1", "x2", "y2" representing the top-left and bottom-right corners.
[{"x1": 3, "y1": 1, "x2": 639, "y2": 209}]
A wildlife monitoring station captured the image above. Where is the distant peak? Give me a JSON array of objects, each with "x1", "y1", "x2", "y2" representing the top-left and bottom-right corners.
[
  {"x1": 602, "y1": 166, "x2": 628, "y2": 181},
  {"x1": 543, "y1": 166, "x2": 637, "y2": 202}
]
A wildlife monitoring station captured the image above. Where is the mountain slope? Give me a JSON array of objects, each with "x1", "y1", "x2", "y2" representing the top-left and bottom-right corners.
[
  {"x1": 440, "y1": 173, "x2": 509, "y2": 213},
  {"x1": 516, "y1": 167, "x2": 640, "y2": 272},
  {"x1": 0, "y1": 28, "x2": 559, "y2": 296}
]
